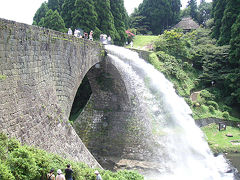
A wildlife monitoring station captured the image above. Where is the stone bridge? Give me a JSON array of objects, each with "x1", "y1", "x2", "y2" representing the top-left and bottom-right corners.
[
  {"x1": 0, "y1": 18, "x2": 159, "y2": 170},
  {"x1": 0, "y1": 18, "x2": 107, "y2": 167}
]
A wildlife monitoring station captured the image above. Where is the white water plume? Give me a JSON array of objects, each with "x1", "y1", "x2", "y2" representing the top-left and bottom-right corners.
[{"x1": 105, "y1": 45, "x2": 234, "y2": 180}]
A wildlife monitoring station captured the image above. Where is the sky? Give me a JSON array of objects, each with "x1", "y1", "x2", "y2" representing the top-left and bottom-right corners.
[{"x1": 0, "y1": 0, "x2": 212, "y2": 25}]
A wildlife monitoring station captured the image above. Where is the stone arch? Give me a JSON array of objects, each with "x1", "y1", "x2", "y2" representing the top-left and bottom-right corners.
[{"x1": 72, "y1": 59, "x2": 132, "y2": 161}]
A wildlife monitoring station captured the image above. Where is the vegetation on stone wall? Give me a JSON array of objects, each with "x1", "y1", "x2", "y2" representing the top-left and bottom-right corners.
[{"x1": 0, "y1": 132, "x2": 144, "y2": 180}]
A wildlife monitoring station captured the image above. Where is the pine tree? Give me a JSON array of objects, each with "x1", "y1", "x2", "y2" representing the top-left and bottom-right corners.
[
  {"x1": 197, "y1": 1, "x2": 212, "y2": 25},
  {"x1": 95, "y1": 0, "x2": 118, "y2": 40},
  {"x1": 39, "y1": 9, "x2": 67, "y2": 33},
  {"x1": 33, "y1": 2, "x2": 49, "y2": 25},
  {"x1": 218, "y1": 0, "x2": 240, "y2": 45},
  {"x1": 48, "y1": 0, "x2": 60, "y2": 12},
  {"x1": 72, "y1": 0, "x2": 98, "y2": 33},
  {"x1": 211, "y1": 0, "x2": 226, "y2": 40},
  {"x1": 110, "y1": 0, "x2": 128, "y2": 45},
  {"x1": 138, "y1": 0, "x2": 181, "y2": 34},
  {"x1": 187, "y1": 0, "x2": 198, "y2": 21},
  {"x1": 230, "y1": 14, "x2": 240, "y2": 64},
  {"x1": 61, "y1": 0, "x2": 75, "y2": 28}
]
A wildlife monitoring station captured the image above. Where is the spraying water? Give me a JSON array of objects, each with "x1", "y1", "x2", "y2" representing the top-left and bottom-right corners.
[{"x1": 105, "y1": 45, "x2": 234, "y2": 180}]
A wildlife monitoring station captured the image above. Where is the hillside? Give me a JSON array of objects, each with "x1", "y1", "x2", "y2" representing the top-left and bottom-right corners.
[{"x1": 130, "y1": 30, "x2": 240, "y2": 122}]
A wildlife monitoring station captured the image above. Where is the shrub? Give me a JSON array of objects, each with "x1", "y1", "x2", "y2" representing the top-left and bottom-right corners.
[
  {"x1": 0, "y1": 160, "x2": 15, "y2": 180},
  {"x1": 8, "y1": 138, "x2": 20, "y2": 152},
  {"x1": 209, "y1": 105, "x2": 215, "y2": 113},
  {"x1": 8, "y1": 146, "x2": 38, "y2": 180},
  {"x1": 223, "y1": 111, "x2": 230, "y2": 119},
  {"x1": 207, "y1": 101, "x2": 219, "y2": 110},
  {"x1": 200, "y1": 90, "x2": 215, "y2": 101},
  {"x1": 184, "y1": 98, "x2": 193, "y2": 106},
  {"x1": 221, "y1": 105, "x2": 232, "y2": 112}
]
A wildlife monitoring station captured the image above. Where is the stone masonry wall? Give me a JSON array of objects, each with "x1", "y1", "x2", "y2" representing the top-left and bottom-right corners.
[{"x1": 0, "y1": 18, "x2": 104, "y2": 167}]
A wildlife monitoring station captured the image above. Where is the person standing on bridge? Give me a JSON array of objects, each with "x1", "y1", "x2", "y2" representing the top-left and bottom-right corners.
[{"x1": 89, "y1": 30, "x2": 93, "y2": 41}]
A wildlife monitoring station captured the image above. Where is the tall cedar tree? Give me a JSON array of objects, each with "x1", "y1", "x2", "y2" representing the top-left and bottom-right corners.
[
  {"x1": 33, "y1": 2, "x2": 49, "y2": 25},
  {"x1": 187, "y1": 0, "x2": 198, "y2": 21},
  {"x1": 197, "y1": 0, "x2": 212, "y2": 25},
  {"x1": 110, "y1": 0, "x2": 128, "y2": 45},
  {"x1": 211, "y1": 0, "x2": 226, "y2": 40},
  {"x1": 230, "y1": 14, "x2": 240, "y2": 64},
  {"x1": 48, "y1": 0, "x2": 60, "y2": 12},
  {"x1": 95, "y1": 0, "x2": 118, "y2": 41},
  {"x1": 61, "y1": 0, "x2": 75, "y2": 28},
  {"x1": 39, "y1": 9, "x2": 67, "y2": 33},
  {"x1": 72, "y1": 0, "x2": 98, "y2": 33},
  {"x1": 130, "y1": 8, "x2": 151, "y2": 34},
  {"x1": 218, "y1": 0, "x2": 240, "y2": 45},
  {"x1": 138, "y1": 0, "x2": 181, "y2": 34},
  {"x1": 58, "y1": 0, "x2": 64, "y2": 12}
]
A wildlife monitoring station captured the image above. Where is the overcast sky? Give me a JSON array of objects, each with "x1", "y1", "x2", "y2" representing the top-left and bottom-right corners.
[{"x1": 0, "y1": 0, "x2": 212, "y2": 25}]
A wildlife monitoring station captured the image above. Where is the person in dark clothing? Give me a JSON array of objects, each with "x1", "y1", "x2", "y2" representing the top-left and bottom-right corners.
[{"x1": 65, "y1": 164, "x2": 73, "y2": 180}]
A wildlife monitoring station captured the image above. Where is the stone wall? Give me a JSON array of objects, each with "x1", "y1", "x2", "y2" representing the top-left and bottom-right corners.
[{"x1": 0, "y1": 18, "x2": 104, "y2": 167}]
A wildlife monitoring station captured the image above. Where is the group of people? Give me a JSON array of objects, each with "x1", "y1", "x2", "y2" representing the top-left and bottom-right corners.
[
  {"x1": 47, "y1": 164, "x2": 102, "y2": 180},
  {"x1": 67, "y1": 28, "x2": 112, "y2": 45},
  {"x1": 47, "y1": 164, "x2": 73, "y2": 180},
  {"x1": 100, "y1": 34, "x2": 111, "y2": 45},
  {"x1": 68, "y1": 28, "x2": 93, "y2": 41}
]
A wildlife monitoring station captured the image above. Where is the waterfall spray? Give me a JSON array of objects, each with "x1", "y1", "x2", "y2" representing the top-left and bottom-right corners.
[{"x1": 105, "y1": 45, "x2": 234, "y2": 180}]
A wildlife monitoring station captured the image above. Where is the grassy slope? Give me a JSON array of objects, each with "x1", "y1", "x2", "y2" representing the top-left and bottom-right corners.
[
  {"x1": 201, "y1": 123, "x2": 240, "y2": 153},
  {"x1": 126, "y1": 35, "x2": 158, "y2": 49}
]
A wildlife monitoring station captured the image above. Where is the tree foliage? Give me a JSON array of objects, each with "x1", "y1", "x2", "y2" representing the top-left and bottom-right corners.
[
  {"x1": 33, "y1": 2, "x2": 49, "y2": 25},
  {"x1": 131, "y1": 0, "x2": 181, "y2": 35},
  {"x1": 187, "y1": 0, "x2": 198, "y2": 21},
  {"x1": 39, "y1": 9, "x2": 67, "y2": 33},
  {"x1": 72, "y1": 0, "x2": 98, "y2": 33},
  {"x1": 110, "y1": 0, "x2": 128, "y2": 45},
  {"x1": 33, "y1": 0, "x2": 129, "y2": 45}
]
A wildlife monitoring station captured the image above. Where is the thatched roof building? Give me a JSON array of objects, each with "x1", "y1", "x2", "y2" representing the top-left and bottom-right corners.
[{"x1": 173, "y1": 17, "x2": 199, "y2": 32}]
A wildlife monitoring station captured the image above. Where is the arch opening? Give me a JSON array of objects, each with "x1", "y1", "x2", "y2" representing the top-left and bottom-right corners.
[{"x1": 69, "y1": 60, "x2": 133, "y2": 170}]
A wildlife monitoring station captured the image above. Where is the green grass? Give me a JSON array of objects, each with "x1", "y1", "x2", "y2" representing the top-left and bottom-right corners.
[
  {"x1": 201, "y1": 123, "x2": 240, "y2": 153},
  {"x1": 126, "y1": 35, "x2": 158, "y2": 49}
]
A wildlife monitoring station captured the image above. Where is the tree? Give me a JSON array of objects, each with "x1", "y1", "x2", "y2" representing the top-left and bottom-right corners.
[
  {"x1": 187, "y1": 0, "x2": 198, "y2": 21},
  {"x1": 61, "y1": 0, "x2": 75, "y2": 28},
  {"x1": 48, "y1": 0, "x2": 60, "y2": 12},
  {"x1": 211, "y1": 0, "x2": 226, "y2": 40},
  {"x1": 230, "y1": 14, "x2": 240, "y2": 64},
  {"x1": 72, "y1": 0, "x2": 98, "y2": 33},
  {"x1": 218, "y1": 0, "x2": 240, "y2": 45},
  {"x1": 138, "y1": 0, "x2": 181, "y2": 34},
  {"x1": 130, "y1": 10, "x2": 151, "y2": 34},
  {"x1": 33, "y1": 2, "x2": 49, "y2": 25},
  {"x1": 94, "y1": 0, "x2": 118, "y2": 41},
  {"x1": 39, "y1": 9, "x2": 67, "y2": 33},
  {"x1": 110, "y1": 0, "x2": 128, "y2": 45},
  {"x1": 197, "y1": 1, "x2": 212, "y2": 26}
]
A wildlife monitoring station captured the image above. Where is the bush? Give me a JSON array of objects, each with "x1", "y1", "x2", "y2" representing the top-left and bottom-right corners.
[
  {"x1": 207, "y1": 101, "x2": 219, "y2": 110},
  {"x1": 209, "y1": 105, "x2": 215, "y2": 113},
  {"x1": 8, "y1": 146, "x2": 38, "y2": 180},
  {"x1": 0, "y1": 160, "x2": 15, "y2": 180},
  {"x1": 200, "y1": 90, "x2": 215, "y2": 101},
  {"x1": 184, "y1": 98, "x2": 193, "y2": 106},
  {"x1": 223, "y1": 111, "x2": 230, "y2": 119}
]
